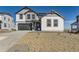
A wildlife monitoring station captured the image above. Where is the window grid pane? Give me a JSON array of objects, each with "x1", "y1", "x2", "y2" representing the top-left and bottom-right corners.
[
  {"x1": 4, "y1": 23, "x2": 6, "y2": 27},
  {"x1": 54, "y1": 19, "x2": 58, "y2": 27},
  {"x1": 32, "y1": 14, "x2": 35, "y2": 19},
  {"x1": 19, "y1": 14, "x2": 23, "y2": 19},
  {"x1": 47, "y1": 19, "x2": 51, "y2": 27},
  {"x1": 27, "y1": 14, "x2": 30, "y2": 19},
  {"x1": 4, "y1": 17, "x2": 6, "y2": 20}
]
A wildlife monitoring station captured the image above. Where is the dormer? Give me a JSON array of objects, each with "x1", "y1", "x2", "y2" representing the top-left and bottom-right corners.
[
  {"x1": 16, "y1": 7, "x2": 31, "y2": 14},
  {"x1": 16, "y1": 7, "x2": 31, "y2": 21}
]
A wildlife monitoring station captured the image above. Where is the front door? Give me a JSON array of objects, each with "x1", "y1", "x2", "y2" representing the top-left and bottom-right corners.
[
  {"x1": 32, "y1": 21, "x2": 41, "y2": 31},
  {"x1": 35, "y1": 22, "x2": 41, "y2": 31}
]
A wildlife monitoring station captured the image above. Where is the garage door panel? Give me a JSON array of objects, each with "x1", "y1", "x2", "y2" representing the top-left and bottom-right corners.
[{"x1": 18, "y1": 23, "x2": 32, "y2": 30}]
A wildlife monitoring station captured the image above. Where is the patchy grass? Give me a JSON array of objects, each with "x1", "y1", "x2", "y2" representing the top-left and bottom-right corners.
[{"x1": 8, "y1": 32, "x2": 79, "y2": 52}]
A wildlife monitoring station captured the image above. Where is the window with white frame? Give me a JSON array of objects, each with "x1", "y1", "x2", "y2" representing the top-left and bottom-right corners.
[
  {"x1": 32, "y1": 14, "x2": 35, "y2": 19},
  {"x1": 53, "y1": 19, "x2": 58, "y2": 27},
  {"x1": 4, "y1": 17, "x2": 6, "y2": 20},
  {"x1": 72, "y1": 25, "x2": 77, "y2": 29},
  {"x1": 4, "y1": 23, "x2": 6, "y2": 27},
  {"x1": 19, "y1": 14, "x2": 23, "y2": 19},
  {"x1": 47, "y1": 19, "x2": 51, "y2": 27},
  {"x1": 8, "y1": 18, "x2": 10, "y2": 21},
  {"x1": 27, "y1": 14, "x2": 30, "y2": 19}
]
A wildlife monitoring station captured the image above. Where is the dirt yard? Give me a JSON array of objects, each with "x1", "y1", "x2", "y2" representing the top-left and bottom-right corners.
[{"x1": 7, "y1": 32, "x2": 79, "y2": 52}]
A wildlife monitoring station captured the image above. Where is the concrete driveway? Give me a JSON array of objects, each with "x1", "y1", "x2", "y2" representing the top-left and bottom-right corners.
[{"x1": 0, "y1": 31, "x2": 28, "y2": 52}]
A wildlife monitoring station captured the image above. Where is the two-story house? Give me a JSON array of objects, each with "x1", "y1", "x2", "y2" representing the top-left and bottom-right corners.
[
  {"x1": 0, "y1": 12, "x2": 14, "y2": 31},
  {"x1": 16, "y1": 7, "x2": 41, "y2": 31}
]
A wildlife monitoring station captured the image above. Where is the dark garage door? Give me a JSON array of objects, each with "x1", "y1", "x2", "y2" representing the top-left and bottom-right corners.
[{"x1": 18, "y1": 23, "x2": 32, "y2": 30}]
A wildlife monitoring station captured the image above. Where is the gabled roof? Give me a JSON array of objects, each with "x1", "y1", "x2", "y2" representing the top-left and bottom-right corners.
[
  {"x1": 71, "y1": 21, "x2": 78, "y2": 25},
  {"x1": 16, "y1": 7, "x2": 64, "y2": 19},
  {"x1": 0, "y1": 12, "x2": 12, "y2": 16},
  {"x1": 76, "y1": 15, "x2": 79, "y2": 18},
  {"x1": 16, "y1": 7, "x2": 30, "y2": 14},
  {"x1": 24, "y1": 10, "x2": 37, "y2": 14},
  {"x1": 37, "y1": 12, "x2": 47, "y2": 18},
  {"x1": 52, "y1": 11, "x2": 64, "y2": 19},
  {"x1": 71, "y1": 15, "x2": 79, "y2": 25},
  {"x1": 16, "y1": 6, "x2": 37, "y2": 14},
  {"x1": 37, "y1": 11, "x2": 64, "y2": 19}
]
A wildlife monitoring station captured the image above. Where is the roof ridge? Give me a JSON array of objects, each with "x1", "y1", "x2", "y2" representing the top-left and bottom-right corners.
[{"x1": 0, "y1": 12, "x2": 12, "y2": 16}]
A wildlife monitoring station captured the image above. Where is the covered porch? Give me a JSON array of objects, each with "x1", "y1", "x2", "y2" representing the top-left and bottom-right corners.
[{"x1": 32, "y1": 20, "x2": 41, "y2": 31}]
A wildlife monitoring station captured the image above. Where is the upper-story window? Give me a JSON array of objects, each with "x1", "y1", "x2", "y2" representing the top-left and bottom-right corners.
[
  {"x1": 53, "y1": 19, "x2": 58, "y2": 27},
  {"x1": 32, "y1": 14, "x2": 35, "y2": 19},
  {"x1": 8, "y1": 18, "x2": 10, "y2": 21},
  {"x1": 4, "y1": 17, "x2": 6, "y2": 20},
  {"x1": 19, "y1": 14, "x2": 23, "y2": 19},
  {"x1": 47, "y1": 19, "x2": 51, "y2": 27},
  {"x1": 27, "y1": 14, "x2": 30, "y2": 19}
]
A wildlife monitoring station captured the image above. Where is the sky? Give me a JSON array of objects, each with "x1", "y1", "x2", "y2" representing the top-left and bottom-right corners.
[{"x1": 0, "y1": 6, "x2": 79, "y2": 29}]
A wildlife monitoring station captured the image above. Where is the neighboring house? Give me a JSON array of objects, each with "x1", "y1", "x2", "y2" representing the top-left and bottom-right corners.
[
  {"x1": 16, "y1": 7, "x2": 64, "y2": 32},
  {"x1": 71, "y1": 15, "x2": 79, "y2": 32},
  {"x1": 0, "y1": 12, "x2": 14, "y2": 31},
  {"x1": 41, "y1": 12, "x2": 64, "y2": 32}
]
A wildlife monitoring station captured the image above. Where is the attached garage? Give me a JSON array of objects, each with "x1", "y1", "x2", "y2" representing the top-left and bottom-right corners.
[{"x1": 18, "y1": 23, "x2": 32, "y2": 30}]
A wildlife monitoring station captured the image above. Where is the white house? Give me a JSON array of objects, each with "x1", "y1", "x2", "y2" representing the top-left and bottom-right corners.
[
  {"x1": 16, "y1": 7, "x2": 41, "y2": 31},
  {"x1": 0, "y1": 12, "x2": 14, "y2": 31},
  {"x1": 16, "y1": 7, "x2": 64, "y2": 32},
  {"x1": 41, "y1": 11, "x2": 64, "y2": 32}
]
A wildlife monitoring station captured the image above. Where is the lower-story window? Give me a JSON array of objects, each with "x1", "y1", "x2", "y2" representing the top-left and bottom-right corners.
[
  {"x1": 54, "y1": 19, "x2": 58, "y2": 27},
  {"x1": 4, "y1": 23, "x2": 6, "y2": 27},
  {"x1": 47, "y1": 19, "x2": 51, "y2": 27},
  {"x1": 72, "y1": 25, "x2": 77, "y2": 29}
]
